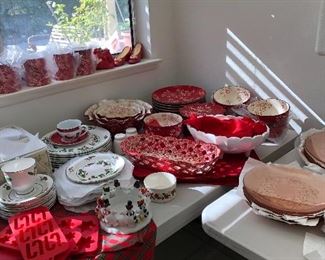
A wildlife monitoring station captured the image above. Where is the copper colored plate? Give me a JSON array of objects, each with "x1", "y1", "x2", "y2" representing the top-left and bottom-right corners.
[
  {"x1": 243, "y1": 165, "x2": 325, "y2": 216},
  {"x1": 304, "y1": 132, "x2": 325, "y2": 164}
]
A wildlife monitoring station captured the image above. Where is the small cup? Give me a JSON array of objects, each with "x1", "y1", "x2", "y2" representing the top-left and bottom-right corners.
[
  {"x1": 144, "y1": 172, "x2": 177, "y2": 203},
  {"x1": 56, "y1": 119, "x2": 88, "y2": 141},
  {"x1": 1, "y1": 158, "x2": 36, "y2": 194}
]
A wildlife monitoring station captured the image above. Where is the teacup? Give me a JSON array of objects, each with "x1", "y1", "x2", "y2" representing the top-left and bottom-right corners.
[
  {"x1": 56, "y1": 119, "x2": 87, "y2": 141},
  {"x1": 1, "y1": 158, "x2": 36, "y2": 194}
]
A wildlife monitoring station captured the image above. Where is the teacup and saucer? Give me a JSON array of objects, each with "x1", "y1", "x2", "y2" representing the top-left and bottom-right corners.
[{"x1": 50, "y1": 119, "x2": 89, "y2": 146}]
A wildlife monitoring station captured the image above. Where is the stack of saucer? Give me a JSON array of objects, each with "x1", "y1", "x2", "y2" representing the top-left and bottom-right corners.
[
  {"x1": 152, "y1": 85, "x2": 206, "y2": 114},
  {"x1": 303, "y1": 131, "x2": 325, "y2": 169},
  {"x1": 0, "y1": 174, "x2": 56, "y2": 219},
  {"x1": 42, "y1": 125, "x2": 112, "y2": 169}
]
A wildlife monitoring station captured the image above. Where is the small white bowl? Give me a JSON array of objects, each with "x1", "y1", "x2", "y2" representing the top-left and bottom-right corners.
[{"x1": 144, "y1": 172, "x2": 177, "y2": 203}]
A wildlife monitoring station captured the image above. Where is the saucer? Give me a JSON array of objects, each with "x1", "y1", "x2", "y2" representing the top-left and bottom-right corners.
[
  {"x1": 50, "y1": 130, "x2": 89, "y2": 146},
  {"x1": 0, "y1": 174, "x2": 53, "y2": 205}
]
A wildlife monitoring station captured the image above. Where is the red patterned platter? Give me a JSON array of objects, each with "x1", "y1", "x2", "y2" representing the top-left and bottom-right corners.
[
  {"x1": 180, "y1": 103, "x2": 226, "y2": 118},
  {"x1": 121, "y1": 134, "x2": 222, "y2": 175},
  {"x1": 50, "y1": 130, "x2": 89, "y2": 146},
  {"x1": 152, "y1": 85, "x2": 206, "y2": 105}
]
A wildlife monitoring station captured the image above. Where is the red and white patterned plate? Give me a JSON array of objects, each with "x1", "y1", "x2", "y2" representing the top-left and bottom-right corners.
[
  {"x1": 180, "y1": 103, "x2": 226, "y2": 118},
  {"x1": 152, "y1": 85, "x2": 206, "y2": 105}
]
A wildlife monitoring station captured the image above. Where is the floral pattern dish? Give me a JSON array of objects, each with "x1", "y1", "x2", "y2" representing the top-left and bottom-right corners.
[
  {"x1": 66, "y1": 153, "x2": 125, "y2": 184},
  {"x1": 152, "y1": 85, "x2": 206, "y2": 105},
  {"x1": 121, "y1": 134, "x2": 222, "y2": 175}
]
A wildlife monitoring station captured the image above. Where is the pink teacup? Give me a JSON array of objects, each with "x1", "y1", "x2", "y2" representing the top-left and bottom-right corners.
[{"x1": 56, "y1": 119, "x2": 88, "y2": 142}]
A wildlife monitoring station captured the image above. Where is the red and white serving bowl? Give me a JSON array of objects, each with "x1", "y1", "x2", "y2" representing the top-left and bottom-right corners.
[
  {"x1": 85, "y1": 99, "x2": 152, "y2": 135},
  {"x1": 186, "y1": 115, "x2": 269, "y2": 154},
  {"x1": 144, "y1": 112, "x2": 183, "y2": 137},
  {"x1": 213, "y1": 85, "x2": 250, "y2": 107},
  {"x1": 247, "y1": 98, "x2": 290, "y2": 140},
  {"x1": 121, "y1": 134, "x2": 222, "y2": 175},
  {"x1": 179, "y1": 102, "x2": 226, "y2": 118}
]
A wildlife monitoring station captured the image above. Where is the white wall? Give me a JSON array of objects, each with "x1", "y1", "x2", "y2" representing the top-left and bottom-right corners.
[
  {"x1": 174, "y1": 0, "x2": 325, "y2": 128},
  {"x1": 0, "y1": 0, "x2": 177, "y2": 135},
  {"x1": 1, "y1": 0, "x2": 325, "y2": 136}
]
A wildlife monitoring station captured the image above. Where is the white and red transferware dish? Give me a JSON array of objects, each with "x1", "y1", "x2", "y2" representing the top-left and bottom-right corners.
[
  {"x1": 95, "y1": 180, "x2": 152, "y2": 234},
  {"x1": 50, "y1": 129, "x2": 89, "y2": 146},
  {"x1": 152, "y1": 85, "x2": 206, "y2": 105},
  {"x1": 186, "y1": 115, "x2": 269, "y2": 154},
  {"x1": 144, "y1": 112, "x2": 183, "y2": 137},
  {"x1": 213, "y1": 85, "x2": 250, "y2": 107},
  {"x1": 179, "y1": 102, "x2": 226, "y2": 118},
  {"x1": 56, "y1": 119, "x2": 88, "y2": 141},
  {"x1": 247, "y1": 98, "x2": 290, "y2": 140},
  {"x1": 84, "y1": 99, "x2": 152, "y2": 135},
  {"x1": 144, "y1": 172, "x2": 177, "y2": 203},
  {"x1": 121, "y1": 134, "x2": 222, "y2": 175}
]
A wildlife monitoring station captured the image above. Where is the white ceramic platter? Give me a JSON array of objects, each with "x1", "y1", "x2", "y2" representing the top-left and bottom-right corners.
[{"x1": 66, "y1": 153, "x2": 125, "y2": 184}]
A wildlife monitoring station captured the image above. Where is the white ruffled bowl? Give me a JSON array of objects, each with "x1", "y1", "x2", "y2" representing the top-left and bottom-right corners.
[{"x1": 186, "y1": 115, "x2": 269, "y2": 154}]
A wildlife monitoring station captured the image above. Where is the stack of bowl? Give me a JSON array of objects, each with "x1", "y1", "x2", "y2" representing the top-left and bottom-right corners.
[
  {"x1": 144, "y1": 112, "x2": 183, "y2": 137},
  {"x1": 84, "y1": 99, "x2": 152, "y2": 135},
  {"x1": 152, "y1": 85, "x2": 206, "y2": 114}
]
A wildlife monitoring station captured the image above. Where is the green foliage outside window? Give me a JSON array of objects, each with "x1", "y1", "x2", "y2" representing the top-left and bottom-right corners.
[{"x1": 47, "y1": 0, "x2": 110, "y2": 44}]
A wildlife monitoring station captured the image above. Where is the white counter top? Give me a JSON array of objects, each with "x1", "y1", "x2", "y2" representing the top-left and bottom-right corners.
[
  {"x1": 201, "y1": 149, "x2": 323, "y2": 260},
  {"x1": 153, "y1": 131, "x2": 298, "y2": 245}
]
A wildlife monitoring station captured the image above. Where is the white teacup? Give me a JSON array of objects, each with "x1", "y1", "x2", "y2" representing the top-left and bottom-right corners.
[
  {"x1": 1, "y1": 158, "x2": 37, "y2": 194},
  {"x1": 56, "y1": 119, "x2": 87, "y2": 141}
]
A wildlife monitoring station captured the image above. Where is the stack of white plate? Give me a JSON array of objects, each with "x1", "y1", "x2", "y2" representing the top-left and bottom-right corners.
[
  {"x1": 42, "y1": 125, "x2": 112, "y2": 169},
  {"x1": 54, "y1": 152, "x2": 135, "y2": 212},
  {"x1": 0, "y1": 174, "x2": 56, "y2": 219}
]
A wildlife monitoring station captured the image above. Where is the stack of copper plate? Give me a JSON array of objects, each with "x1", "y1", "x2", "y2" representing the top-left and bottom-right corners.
[
  {"x1": 303, "y1": 131, "x2": 325, "y2": 168},
  {"x1": 243, "y1": 164, "x2": 325, "y2": 225}
]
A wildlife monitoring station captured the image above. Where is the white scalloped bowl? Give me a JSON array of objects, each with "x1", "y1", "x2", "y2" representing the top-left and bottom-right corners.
[{"x1": 186, "y1": 115, "x2": 269, "y2": 154}]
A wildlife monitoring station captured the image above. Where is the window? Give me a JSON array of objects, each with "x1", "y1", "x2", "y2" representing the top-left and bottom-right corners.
[{"x1": 0, "y1": 0, "x2": 133, "y2": 54}]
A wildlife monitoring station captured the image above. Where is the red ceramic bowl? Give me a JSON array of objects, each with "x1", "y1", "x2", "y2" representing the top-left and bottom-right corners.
[
  {"x1": 247, "y1": 99, "x2": 290, "y2": 139},
  {"x1": 144, "y1": 112, "x2": 183, "y2": 137},
  {"x1": 213, "y1": 85, "x2": 250, "y2": 107}
]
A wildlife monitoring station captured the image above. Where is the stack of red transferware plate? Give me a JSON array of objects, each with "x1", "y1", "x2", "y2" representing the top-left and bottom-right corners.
[
  {"x1": 84, "y1": 99, "x2": 152, "y2": 135},
  {"x1": 152, "y1": 85, "x2": 206, "y2": 114},
  {"x1": 121, "y1": 134, "x2": 222, "y2": 175},
  {"x1": 179, "y1": 102, "x2": 225, "y2": 118}
]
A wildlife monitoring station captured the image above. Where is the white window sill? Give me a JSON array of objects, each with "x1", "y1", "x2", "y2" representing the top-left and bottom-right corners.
[{"x1": 0, "y1": 58, "x2": 162, "y2": 108}]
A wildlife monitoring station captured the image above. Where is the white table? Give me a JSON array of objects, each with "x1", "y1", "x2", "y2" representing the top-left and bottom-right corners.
[
  {"x1": 201, "y1": 150, "x2": 322, "y2": 260},
  {"x1": 153, "y1": 131, "x2": 298, "y2": 245}
]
